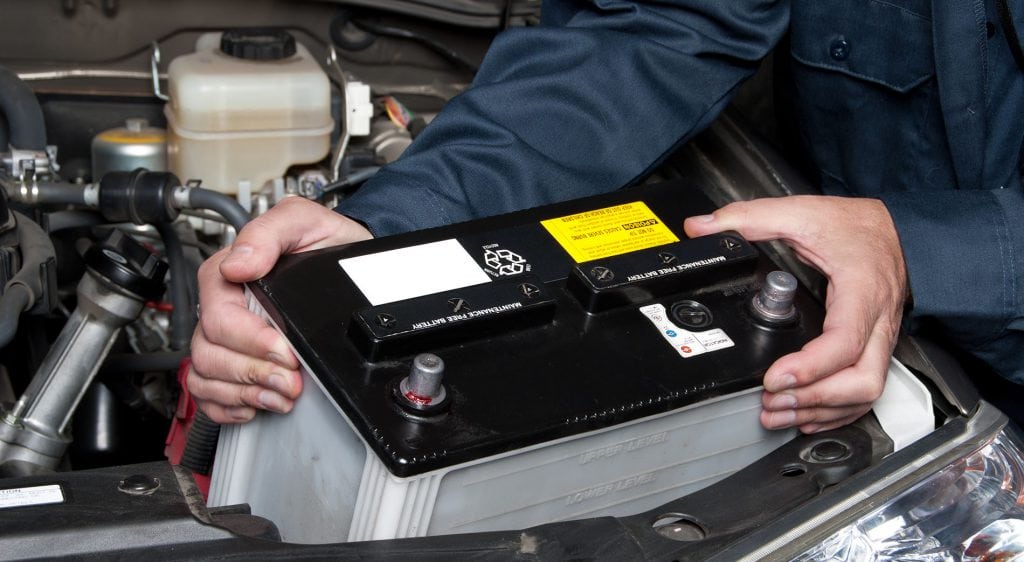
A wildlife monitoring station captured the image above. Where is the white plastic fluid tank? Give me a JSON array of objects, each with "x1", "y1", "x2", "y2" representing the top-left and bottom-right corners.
[{"x1": 165, "y1": 29, "x2": 332, "y2": 194}]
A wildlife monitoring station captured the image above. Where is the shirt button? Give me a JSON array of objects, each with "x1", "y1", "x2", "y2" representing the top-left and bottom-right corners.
[{"x1": 829, "y1": 38, "x2": 850, "y2": 61}]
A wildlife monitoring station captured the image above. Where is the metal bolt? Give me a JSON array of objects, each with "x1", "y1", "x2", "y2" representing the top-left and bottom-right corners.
[{"x1": 118, "y1": 474, "x2": 160, "y2": 496}]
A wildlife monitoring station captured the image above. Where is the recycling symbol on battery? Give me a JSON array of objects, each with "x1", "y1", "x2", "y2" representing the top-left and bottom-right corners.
[{"x1": 483, "y1": 247, "x2": 527, "y2": 277}]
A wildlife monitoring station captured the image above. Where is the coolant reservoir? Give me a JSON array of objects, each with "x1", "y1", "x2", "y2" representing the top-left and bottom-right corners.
[{"x1": 165, "y1": 29, "x2": 332, "y2": 194}]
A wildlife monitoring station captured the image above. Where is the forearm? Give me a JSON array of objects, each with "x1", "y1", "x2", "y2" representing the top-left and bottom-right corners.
[{"x1": 339, "y1": 0, "x2": 789, "y2": 236}]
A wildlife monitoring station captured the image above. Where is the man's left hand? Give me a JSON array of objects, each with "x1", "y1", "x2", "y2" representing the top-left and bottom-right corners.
[{"x1": 684, "y1": 195, "x2": 908, "y2": 433}]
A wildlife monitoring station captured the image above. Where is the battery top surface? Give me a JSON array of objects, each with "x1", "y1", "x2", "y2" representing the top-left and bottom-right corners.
[{"x1": 250, "y1": 182, "x2": 824, "y2": 477}]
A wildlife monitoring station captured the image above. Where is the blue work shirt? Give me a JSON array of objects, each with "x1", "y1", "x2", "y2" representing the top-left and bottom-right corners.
[{"x1": 339, "y1": 0, "x2": 1024, "y2": 382}]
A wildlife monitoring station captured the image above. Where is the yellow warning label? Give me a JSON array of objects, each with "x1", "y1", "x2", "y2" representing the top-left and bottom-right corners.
[{"x1": 541, "y1": 201, "x2": 680, "y2": 263}]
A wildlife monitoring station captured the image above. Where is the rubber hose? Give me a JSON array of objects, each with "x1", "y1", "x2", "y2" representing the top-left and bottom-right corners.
[
  {"x1": 351, "y1": 19, "x2": 479, "y2": 73},
  {"x1": 0, "y1": 284, "x2": 31, "y2": 349},
  {"x1": 9, "y1": 212, "x2": 56, "y2": 296},
  {"x1": 32, "y1": 181, "x2": 88, "y2": 206},
  {"x1": 330, "y1": 9, "x2": 377, "y2": 51},
  {"x1": 99, "y1": 350, "x2": 189, "y2": 375},
  {"x1": 0, "y1": 177, "x2": 89, "y2": 207},
  {"x1": 0, "y1": 211, "x2": 56, "y2": 348},
  {"x1": 188, "y1": 188, "x2": 250, "y2": 232},
  {"x1": 322, "y1": 166, "x2": 381, "y2": 195},
  {"x1": 45, "y1": 210, "x2": 104, "y2": 232},
  {"x1": 155, "y1": 222, "x2": 193, "y2": 351},
  {"x1": 0, "y1": 65, "x2": 46, "y2": 150},
  {"x1": 0, "y1": 111, "x2": 9, "y2": 150},
  {"x1": 180, "y1": 410, "x2": 221, "y2": 476}
]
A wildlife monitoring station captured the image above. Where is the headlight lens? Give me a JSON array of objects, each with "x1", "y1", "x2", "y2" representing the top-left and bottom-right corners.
[{"x1": 793, "y1": 429, "x2": 1024, "y2": 561}]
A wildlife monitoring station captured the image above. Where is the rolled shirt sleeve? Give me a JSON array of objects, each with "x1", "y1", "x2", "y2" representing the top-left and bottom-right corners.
[{"x1": 881, "y1": 188, "x2": 1024, "y2": 382}]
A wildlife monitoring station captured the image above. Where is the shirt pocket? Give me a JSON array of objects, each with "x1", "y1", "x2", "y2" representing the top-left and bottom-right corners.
[
  {"x1": 787, "y1": 0, "x2": 954, "y2": 196},
  {"x1": 790, "y1": 0, "x2": 934, "y2": 93}
]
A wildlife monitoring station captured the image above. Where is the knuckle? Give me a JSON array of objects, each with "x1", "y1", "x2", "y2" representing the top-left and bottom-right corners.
[
  {"x1": 864, "y1": 374, "x2": 886, "y2": 401},
  {"x1": 227, "y1": 407, "x2": 256, "y2": 424},
  {"x1": 793, "y1": 407, "x2": 826, "y2": 427},
  {"x1": 240, "y1": 361, "x2": 266, "y2": 386},
  {"x1": 197, "y1": 303, "x2": 225, "y2": 339},
  {"x1": 799, "y1": 387, "x2": 824, "y2": 409},
  {"x1": 843, "y1": 331, "x2": 869, "y2": 360},
  {"x1": 188, "y1": 348, "x2": 214, "y2": 378},
  {"x1": 190, "y1": 325, "x2": 209, "y2": 354},
  {"x1": 197, "y1": 249, "x2": 228, "y2": 280},
  {"x1": 255, "y1": 325, "x2": 282, "y2": 354},
  {"x1": 185, "y1": 367, "x2": 209, "y2": 397},
  {"x1": 240, "y1": 385, "x2": 266, "y2": 409}
]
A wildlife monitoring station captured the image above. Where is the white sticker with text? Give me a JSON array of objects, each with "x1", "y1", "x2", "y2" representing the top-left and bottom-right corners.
[
  {"x1": 0, "y1": 484, "x2": 64, "y2": 509},
  {"x1": 639, "y1": 303, "x2": 734, "y2": 358}
]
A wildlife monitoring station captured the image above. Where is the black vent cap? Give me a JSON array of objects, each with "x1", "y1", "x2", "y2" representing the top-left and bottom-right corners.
[
  {"x1": 220, "y1": 28, "x2": 297, "y2": 60},
  {"x1": 85, "y1": 228, "x2": 168, "y2": 301}
]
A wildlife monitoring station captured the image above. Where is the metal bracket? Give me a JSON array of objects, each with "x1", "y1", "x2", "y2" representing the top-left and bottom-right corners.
[{"x1": 151, "y1": 42, "x2": 169, "y2": 101}]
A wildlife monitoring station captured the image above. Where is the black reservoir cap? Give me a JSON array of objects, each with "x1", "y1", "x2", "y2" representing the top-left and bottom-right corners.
[
  {"x1": 567, "y1": 232, "x2": 758, "y2": 313},
  {"x1": 220, "y1": 28, "x2": 297, "y2": 60},
  {"x1": 85, "y1": 228, "x2": 168, "y2": 301}
]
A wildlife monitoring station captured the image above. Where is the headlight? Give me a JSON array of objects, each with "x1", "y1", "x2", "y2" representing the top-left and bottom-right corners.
[{"x1": 793, "y1": 428, "x2": 1024, "y2": 561}]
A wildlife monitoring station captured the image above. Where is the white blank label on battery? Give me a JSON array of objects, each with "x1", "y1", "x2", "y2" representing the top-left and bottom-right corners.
[
  {"x1": 340, "y1": 239, "x2": 492, "y2": 306},
  {"x1": 0, "y1": 484, "x2": 64, "y2": 509}
]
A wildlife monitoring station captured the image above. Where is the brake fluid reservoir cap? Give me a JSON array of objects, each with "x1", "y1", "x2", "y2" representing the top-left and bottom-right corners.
[{"x1": 220, "y1": 28, "x2": 297, "y2": 60}]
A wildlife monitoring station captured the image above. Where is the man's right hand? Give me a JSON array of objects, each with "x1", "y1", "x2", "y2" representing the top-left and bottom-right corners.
[{"x1": 188, "y1": 197, "x2": 373, "y2": 423}]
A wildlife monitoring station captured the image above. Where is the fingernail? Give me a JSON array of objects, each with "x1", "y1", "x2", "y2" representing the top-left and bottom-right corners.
[
  {"x1": 266, "y1": 373, "x2": 293, "y2": 396},
  {"x1": 690, "y1": 214, "x2": 715, "y2": 223},
  {"x1": 226, "y1": 406, "x2": 254, "y2": 422},
  {"x1": 224, "y1": 244, "x2": 253, "y2": 264},
  {"x1": 268, "y1": 340, "x2": 296, "y2": 369},
  {"x1": 768, "y1": 392, "x2": 798, "y2": 410},
  {"x1": 768, "y1": 373, "x2": 797, "y2": 392},
  {"x1": 765, "y1": 409, "x2": 796, "y2": 429},
  {"x1": 267, "y1": 350, "x2": 289, "y2": 367},
  {"x1": 258, "y1": 390, "x2": 290, "y2": 413}
]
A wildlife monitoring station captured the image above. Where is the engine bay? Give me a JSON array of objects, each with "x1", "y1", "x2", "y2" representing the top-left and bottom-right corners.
[
  {"x1": 0, "y1": 2, "x2": 1001, "y2": 559},
  {"x1": 0, "y1": 0, "x2": 518, "y2": 475}
]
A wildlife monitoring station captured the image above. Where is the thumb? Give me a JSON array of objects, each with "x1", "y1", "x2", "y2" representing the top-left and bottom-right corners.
[
  {"x1": 683, "y1": 198, "x2": 807, "y2": 243},
  {"x1": 220, "y1": 197, "x2": 372, "y2": 283},
  {"x1": 218, "y1": 198, "x2": 329, "y2": 283},
  {"x1": 219, "y1": 241, "x2": 276, "y2": 283},
  {"x1": 682, "y1": 212, "x2": 721, "y2": 238}
]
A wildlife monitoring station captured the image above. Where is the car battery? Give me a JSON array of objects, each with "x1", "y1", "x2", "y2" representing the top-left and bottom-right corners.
[{"x1": 208, "y1": 181, "x2": 826, "y2": 544}]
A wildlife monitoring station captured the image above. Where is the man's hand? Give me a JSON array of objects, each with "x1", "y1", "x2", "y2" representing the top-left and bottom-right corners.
[
  {"x1": 188, "y1": 197, "x2": 373, "y2": 423},
  {"x1": 684, "y1": 195, "x2": 908, "y2": 433}
]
